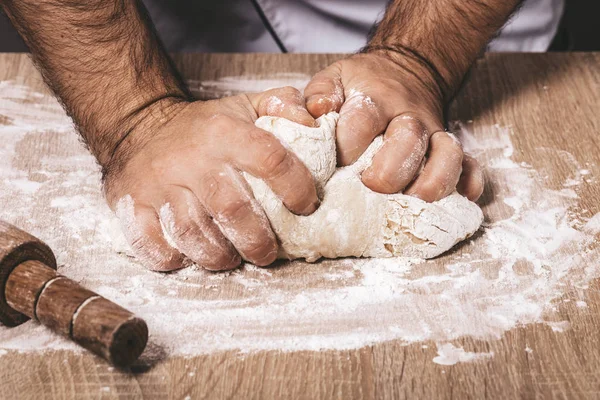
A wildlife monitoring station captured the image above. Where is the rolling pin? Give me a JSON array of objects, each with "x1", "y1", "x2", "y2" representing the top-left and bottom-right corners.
[{"x1": 0, "y1": 220, "x2": 147, "y2": 367}]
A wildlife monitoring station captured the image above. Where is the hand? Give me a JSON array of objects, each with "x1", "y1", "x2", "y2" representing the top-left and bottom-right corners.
[
  {"x1": 103, "y1": 87, "x2": 318, "y2": 271},
  {"x1": 304, "y1": 50, "x2": 484, "y2": 202}
]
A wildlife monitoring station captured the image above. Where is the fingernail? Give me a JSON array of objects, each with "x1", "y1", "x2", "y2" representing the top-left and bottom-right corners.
[
  {"x1": 223, "y1": 254, "x2": 243, "y2": 270},
  {"x1": 253, "y1": 248, "x2": 278, "y2": 267},
  {"x1": 306, "y1": 95, "x2": 332, "y2": 116}
]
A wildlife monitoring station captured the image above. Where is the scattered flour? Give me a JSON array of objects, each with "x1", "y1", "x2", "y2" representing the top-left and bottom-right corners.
[
  {"x1": 576, "y1": 300, "x2": 588, "y2": 308},
  {"x1": 546, "y1": 320, "x2": 571, "y2": 332},
  {"x1": 0, "y1": 79, "x2": 599, "y2": 364},
  {"x1": 584, "y1": 213, "x2": 600, "y2": 234},
  {"x1": 433, "y1": 343, "x2": 494, "y2": 366},
  {"x1": 187, "y1": 73, "x2": 311, "y2": 100}
]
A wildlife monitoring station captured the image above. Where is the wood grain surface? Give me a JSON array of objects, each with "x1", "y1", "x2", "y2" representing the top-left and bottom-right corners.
[{"x1": 1, "y1": 52, "x2": 600, "y2": 399}]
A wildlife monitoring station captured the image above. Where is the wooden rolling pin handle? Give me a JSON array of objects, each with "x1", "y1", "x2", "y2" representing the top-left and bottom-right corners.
[{"x1": 5, "y1": 260, "x2": 148, "y2": 367}]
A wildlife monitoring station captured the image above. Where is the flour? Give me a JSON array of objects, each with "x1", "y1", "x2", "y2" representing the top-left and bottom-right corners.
[
  {"x1": 265, "y1": 95, "x2": 285, "y2": 115},
  {"x1": 433, "y1": 343, "x2": 494, "y2": 366},
  {"x1": 1, "y1": 79, "x2": 599, "y2": 364},
  {"x1": 344, "y1": 88, "x2": 378, "y2": 112},
  {"x1": 584, "y1": 213, "x2": 600, "y2": 234},
  {"x1": 187, "y1": 73, "x2": 311, "y2": 100}
]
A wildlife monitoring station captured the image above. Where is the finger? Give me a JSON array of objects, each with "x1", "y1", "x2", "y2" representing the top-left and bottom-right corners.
[
  {"x1": 405, "y1": 131, "x2": 464, "y2": 202},
  {"x1": 228, "y1": 125, "x2": 319, "y2": 215},
  {"x1": 248, "y1": 86, "x2": 316, "y2": 127},
  {"x1": 158, "y1": 188, "x2": 241, "y2": 271},
  {"x1": 304, "y1": 65, "x2": 345, "y2": 118},
  {"x1": 196, "y1": 168, "x2": 278, "y2": 266},
  {"x1": 114, "y1": 195, "x2": 185, "y2": 271},
  {"x1": 457, "y1": 154, "x2": 485, "y2": 201},
  {"x1": 335, "y1": 90, "x2": 389, "y2": 166},
  {"x1": 361, "y1": 114, "x2": 431, "y2": 194}
]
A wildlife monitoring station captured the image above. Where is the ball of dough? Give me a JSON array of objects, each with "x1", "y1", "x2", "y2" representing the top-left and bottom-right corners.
[{"x1": 244, "y1": 112, "x2": 483, "y2": 262}]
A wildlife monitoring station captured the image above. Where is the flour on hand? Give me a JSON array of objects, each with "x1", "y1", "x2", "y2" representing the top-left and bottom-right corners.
[{"x1": 246, "y1": 112, "x2": 483, "y2": 262}]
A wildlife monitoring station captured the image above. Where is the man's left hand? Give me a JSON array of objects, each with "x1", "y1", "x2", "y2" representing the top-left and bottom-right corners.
[{"x1": 304, "y1": 51, "x2": 484, "y2": 202}]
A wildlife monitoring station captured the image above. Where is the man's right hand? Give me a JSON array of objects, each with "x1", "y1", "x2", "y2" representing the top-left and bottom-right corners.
[{"x1": 103, "y1": 87, "x2": 319, "y2": 271}]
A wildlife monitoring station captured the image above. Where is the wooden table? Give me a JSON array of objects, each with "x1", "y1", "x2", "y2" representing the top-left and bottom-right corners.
[{"x1": 1, "y1": 53, "x2": 599, "y2": 399}]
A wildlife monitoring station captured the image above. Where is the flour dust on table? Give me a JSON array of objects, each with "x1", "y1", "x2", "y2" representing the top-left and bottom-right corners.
[{"x1": 1, "y1": 79, "x2": 599, "y2": 364}]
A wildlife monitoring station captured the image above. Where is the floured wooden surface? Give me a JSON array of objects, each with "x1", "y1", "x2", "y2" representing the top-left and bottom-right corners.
[{"x1": 1, "y1": 53, "x2": 600, "y2": 399}]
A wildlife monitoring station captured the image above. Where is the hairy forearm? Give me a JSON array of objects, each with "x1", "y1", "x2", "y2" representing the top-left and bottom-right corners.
[
  {"x1": 1, "y1": 0, "x2": 190, "y2": 167},
  {"x1": 366, "y1": 0, "x2": 522, "y2": 100}
]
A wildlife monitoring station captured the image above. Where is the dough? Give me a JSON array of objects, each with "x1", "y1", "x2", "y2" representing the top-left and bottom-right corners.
[{"x1": 245, "y1": 112, "x2": 484, "y2": 262}]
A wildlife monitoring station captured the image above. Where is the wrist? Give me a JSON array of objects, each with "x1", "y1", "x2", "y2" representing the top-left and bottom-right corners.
[
  {"x1": 99, "y1": 95, "x2": 190, "y2": 179},
  {"x1": 363, "y1": 41, "x2": 465, "y2": 103},
  {"x1": 367, "y1": 0, "x2": 521, "y2": 101},
  {"x1": 361, "y1": 46, "x2": 448, "y2": 104},
  {"x1": 65, "y1": 67, "x2": 191, "y2": 169}
]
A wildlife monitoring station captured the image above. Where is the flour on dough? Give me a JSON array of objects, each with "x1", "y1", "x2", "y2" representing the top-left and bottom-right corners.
[{"x1": 245, "y1": 112, "x2": 483, "y2": 262}]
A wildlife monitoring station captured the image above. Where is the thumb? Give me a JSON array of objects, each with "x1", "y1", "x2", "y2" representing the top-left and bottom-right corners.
[{"x1": 304, "y1": 64, "x2": 345, "y2": 118}]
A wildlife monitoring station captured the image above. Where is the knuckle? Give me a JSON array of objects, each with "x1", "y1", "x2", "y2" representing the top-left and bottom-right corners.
[
  {"x1": 450, "y1": 148, "x2": 465, "y2": 165},
  {"x1": 448, "y1": 145, "x2": 464, "y2": 163},
  {"x1": 200, "y1": 170, "x2": 225, "y2": 204},
  {"x1": 149, "y1": 154, "x2": 171, "y2": 176},
  {"x1": 259, "y1": 146, "x2": 290, "y2": 178},
  {"x1": 439, "y1": 131, "x2": 464, "y2": 151},
  {"x1": 170, "y1": 221, "x2": 196, "y2": 242},
  {"x1": 218, "y1": 199, "x2": 254, "y2": 222},
  {"x1": 431, "y1": 132, "x2": 464, "y2": 164},
  {"x1": 306, "y1": 72, "x2": 331, "y2": 89},
  {"x1": 339, "y1": 111, "x2": 378, "y2": 141},
  {"x1": 278, "y1": 85, "x2": 302, "y2": 98},
  {"x1": 208, "y1": 113, "x2": 235, "y2": 133},
  {"x1": 463, "y1": 154, "x2": 480, "y2": 170},
  {"x1": 359, "y1": 113, "x2": 382, "y2": 137},
  {"x1": 394, "y1": 114, "x2": 428, "y2": 139}
]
